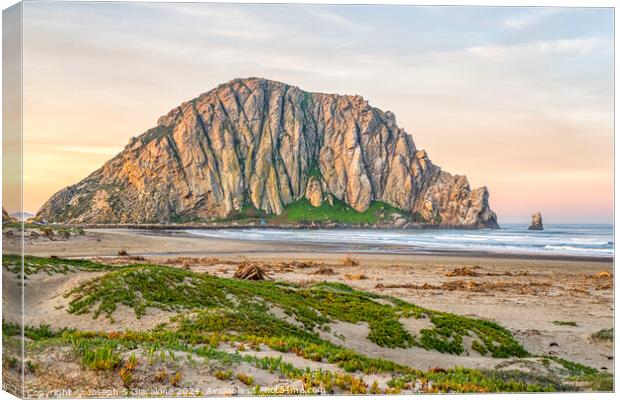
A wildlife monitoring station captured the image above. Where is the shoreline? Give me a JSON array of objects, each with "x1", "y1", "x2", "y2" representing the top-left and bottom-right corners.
[
  {"x1": 90, "y1": 228, "x2": 614, "y2": 263},
  {"x1": 48, "y1": 222, "x2": 499, "y2": 231}
]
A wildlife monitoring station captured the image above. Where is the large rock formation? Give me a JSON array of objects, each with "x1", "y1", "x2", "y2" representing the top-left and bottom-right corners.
[{"x1": 37, "y1": 78, "x2": 499, "y2": 228}]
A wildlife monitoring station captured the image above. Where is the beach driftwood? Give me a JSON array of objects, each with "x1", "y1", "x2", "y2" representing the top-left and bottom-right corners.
[
  {"x1": 311, "y1": 266, "x2": 336, "y2": 275},
  {"x1": 234, "y1": 263, "x2": 270, "y2": 280}
]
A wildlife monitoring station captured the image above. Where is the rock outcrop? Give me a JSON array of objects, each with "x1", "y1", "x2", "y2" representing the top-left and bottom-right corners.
[
  {"x1": 2, "y1": 207, "x2": 14, "y2": 223},
  {"x1": 528, "y1": 212, "x2": 543, "y2": 230},
  {"x1": 37, "y1": 78, "x2": 499, "y2": 228},
  {"x1": 304, "y1": 176, "x2": 324, "y2": 208}
]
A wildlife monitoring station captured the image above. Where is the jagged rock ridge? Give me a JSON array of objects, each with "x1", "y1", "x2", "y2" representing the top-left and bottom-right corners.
[{"x1": 37, "y1": 78, "x2": 499, "y2": 228}]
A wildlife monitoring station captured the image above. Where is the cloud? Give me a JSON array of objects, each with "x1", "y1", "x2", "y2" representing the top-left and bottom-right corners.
[
  {"x1": 503, "y1": 9, "x2": 558, "y2": 29},
  {"x1": 466, "y1": 37, "x2": 610, "y2": 57},
  {"x1": 310, "y1": 10, "x2": 371, "y2": 33}
]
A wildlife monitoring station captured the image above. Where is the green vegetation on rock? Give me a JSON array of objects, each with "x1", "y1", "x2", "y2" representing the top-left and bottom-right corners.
[{"x1": 282, "y1": 198, "x2": 408, "y2": 225}]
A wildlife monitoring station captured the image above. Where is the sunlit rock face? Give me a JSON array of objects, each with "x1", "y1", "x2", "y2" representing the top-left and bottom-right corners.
[
  {"x1": 37, "y1": 78, "x2": 498, "y2": 228},
  {"x1": 528, "y1": 212, "x2": 544, "y2": 231}
]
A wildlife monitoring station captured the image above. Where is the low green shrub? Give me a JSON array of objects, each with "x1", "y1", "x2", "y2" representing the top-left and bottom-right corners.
[{"x1": 552, "y1": 321, "x2": 578, "y2": 327}]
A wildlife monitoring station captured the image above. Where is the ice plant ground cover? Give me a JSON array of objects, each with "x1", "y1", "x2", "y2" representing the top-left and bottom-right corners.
[{"x1": 1, "y1": 255, "x2": 612, "y2": 394}]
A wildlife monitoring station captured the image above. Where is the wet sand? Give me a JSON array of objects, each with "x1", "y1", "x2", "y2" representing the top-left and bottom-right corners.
[{"x1": 10, "y1": 228, "x2": 613, "y2": 263}]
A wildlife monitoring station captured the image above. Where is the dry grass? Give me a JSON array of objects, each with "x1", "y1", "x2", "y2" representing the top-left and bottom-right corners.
[
  {"x1": 214, "y1": 370, "x2": 233, "y2": 381},
  {"x1": 342, "y1": 254, "x2": 360, "y2": 267},
  {"x1": 154, "y1": 368, "x2": 168, "y2": 383},
  {"x1": 119, "y1": 354, "x2": 139, "y2": 388},
  {"x1": 169, "y1": 371, "x2": 182, "y2": 387},
  {"x1": 445, "y1": 266, "x2": 529, "y2": 278},
  {"x1": 163, "y1": 256, "x2": 226, "y2": 267},
  {"x1": 376, "y1": 279, "x2": 552, "y2": 294},
  {"x1": 344, "y1": 273, "x2": 367, "y2": 281},
  {"x1": 236, "y1": 372, "x2": 255, "y2": 386}
]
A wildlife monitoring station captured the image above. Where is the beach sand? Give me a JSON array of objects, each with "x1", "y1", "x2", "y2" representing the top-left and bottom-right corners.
[
  {"x1": 3, "y1": 229, "x2": 614, "y2": 396},
  {"x1": 2, "y1": 228, "x2": 614, "y2": 394}
]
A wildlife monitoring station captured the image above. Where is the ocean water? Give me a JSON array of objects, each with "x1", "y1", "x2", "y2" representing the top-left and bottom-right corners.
[{"x1": 186, "y1": 224, "x2": 614, "y2": 258}]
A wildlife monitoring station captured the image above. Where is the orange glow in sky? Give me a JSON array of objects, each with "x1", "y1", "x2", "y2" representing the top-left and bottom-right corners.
[{"x1": 14, "y1": 3, "x2": 613, "y2": 224}]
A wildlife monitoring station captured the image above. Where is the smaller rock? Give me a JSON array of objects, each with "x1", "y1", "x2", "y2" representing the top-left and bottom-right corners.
[
  {"x1": 528, "y1": 211, "x2": 543, "y2": 230},
  {"x1": 393, "y1": 217, "x2": 407, "y2": 228},
  {"x1": 421, "y1": 198, "x2": 437, "y2": 222},
  {"x1": 304, "y1": 176, "x2": 323, "y2": 207}
]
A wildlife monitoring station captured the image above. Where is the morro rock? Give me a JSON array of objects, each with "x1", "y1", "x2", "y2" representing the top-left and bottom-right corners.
[
  {"x1": 528, "y1": 212, "x2": 543, "y2": 230},
  {"x1": 37, "y1": 78, "x2": 499, "y2": 228}
]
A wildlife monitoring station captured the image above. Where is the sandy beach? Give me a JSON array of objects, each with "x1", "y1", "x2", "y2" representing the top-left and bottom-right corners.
[{"x1": 5, "y1": 229, "x2": 614, "y2": 370}]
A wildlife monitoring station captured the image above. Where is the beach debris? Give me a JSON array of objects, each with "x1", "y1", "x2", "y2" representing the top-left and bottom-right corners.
[
  {"x1": 528, "y1": 211, "x2": 544, "y2": 230},
  {"x1": 592, "y1": 271, "x2": 612, "y2": 279},
  {"x1": 118, "y1": 249, "x2": 129, "y2": 257},
  {"x1": 288, "y1": 260, "x2": 324, "y2": 269},
  {"x1": 375, "y1": 279, "x2": 552, "y2": 294},
  {"x1": 269, "y1": 260, "x2": 324, "y2": 272},
  {"x1": 590, "y1": 272, "x2": 613, "y2": 290},
  {"x1": 312, "y1": 266, "x2": 336, "y2": 275},
  {"x1": 445, "y1": 266, "x2": 529, "y2": 278},
  {"x1": 344, "y1": 273, "x2": 367, "y2": 280},
  {"x1": 164, "y1": 256, "x2": 227, "y2": 267},
  {"x1": 595, "y1": 282, "x2": 613, "y2": 290},
  {"x1": 234, "y1": 263, "x2": 271, "y2": 280},
  {"x1": 164, "y1": 258, "x2": 327, "y2": 274},
  {"x1": 445, "y1": 266, "x2": 480, "y2": 277},
  {"x1": 549, "y1": 342, "x2": 559, "y2": 347},
  {"x1": 342, "y1": 254, "x2": 360, "y2": 267}
]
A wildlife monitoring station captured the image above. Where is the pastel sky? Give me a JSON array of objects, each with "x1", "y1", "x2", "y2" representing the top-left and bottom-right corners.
[{"x1": 17, "y1": 2, "x2": 613, "y2": 223}]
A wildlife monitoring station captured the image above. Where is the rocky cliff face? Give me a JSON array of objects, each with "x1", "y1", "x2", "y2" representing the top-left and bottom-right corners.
[{"x1": 37, "y1": 78, "x2": 499, "y2": 228}]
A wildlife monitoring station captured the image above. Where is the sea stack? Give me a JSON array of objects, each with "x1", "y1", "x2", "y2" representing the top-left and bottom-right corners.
[{"x1": 528, "y1": 212, "x2": 543, "y2": 230}]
